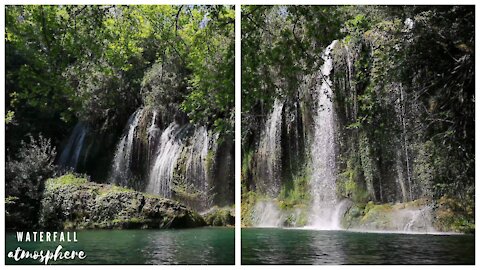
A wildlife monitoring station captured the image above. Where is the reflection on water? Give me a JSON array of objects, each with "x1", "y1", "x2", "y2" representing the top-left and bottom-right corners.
[
  {"x1": 242, "y1": 228, "x2": 474, "y2": 265},
  {"x1": 6, "y1": 228, "x2": 234, "y2": 265}
]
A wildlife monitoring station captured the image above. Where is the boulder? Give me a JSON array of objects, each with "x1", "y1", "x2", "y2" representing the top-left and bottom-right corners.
[{"x1": 39, "y1": 174, "x2": 205, "y2": 229}]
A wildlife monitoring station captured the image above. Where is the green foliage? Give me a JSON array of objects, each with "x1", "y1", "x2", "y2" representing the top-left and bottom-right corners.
[
  {"x1": 434, "y1": 195, "x2": 475, "y2": 233},
  {"x1": 6, "y1": 4, "x2": 235, "y2": 157},
  {"x1": 278, "y1": 169, "x2": 311, "y2": 209},
  {"x1": 241, "y1": 6, "x2": 474, "y2": 231},
  {"x1": 241, "y1": 190, "x2": 259, "y2": 227},
  {"x1": 181, "y1": 6, "x2": 235, "y2": 136},
  {"x1": 5, "y1": 111, "x2": 15, "y2": 125},
  {"x1": 203, "y1": 206, "x2": 235, "y2": 226},
  {"x1": 205, "y1": 149, "x2": 216, "y2": 172},
  {"x1": 337, "y1": 154, "x2": 370, "y2": 204},
  {"x1": 241, "y1": 148, "x2": 254, "y2": 179},
  {"x1": 5, "y1": 135, "x2": 57, "y2": 229},
  {"x1": 241, "y1": 5, "x2": 342, "y2": 141},
  {"x1": 141, "y1": 56, "x2": 188, "y2": 113},
  {"x1": 46, "y1": 173, "x2": 88, "y2": 188}
]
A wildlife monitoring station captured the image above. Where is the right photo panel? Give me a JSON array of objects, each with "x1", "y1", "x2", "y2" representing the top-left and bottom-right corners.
[{"x1": 241, "y1": 5, "x2": 475, "y2": 265}]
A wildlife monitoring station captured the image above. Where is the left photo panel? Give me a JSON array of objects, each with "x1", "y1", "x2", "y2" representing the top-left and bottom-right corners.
[{"x1": 4, "y1": 5, "x2": 235, "y2": 265}]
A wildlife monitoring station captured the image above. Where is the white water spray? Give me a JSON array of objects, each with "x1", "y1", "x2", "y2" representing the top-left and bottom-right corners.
[
  {"x1": 256, "y1": 99, "x2": 284, "y2": 195},
  {"x1": 251, "y1": 200, "x2": 284, "y2": 227},
  {"x1": 308, "y1": 40, "x2": 340, "y2": 229},
  {"x1": 110, "y1": 108, "x2": 143, "y2": 186},
  {"x1": 147, "y1": 122, "x2": 185, "y2": 197}
]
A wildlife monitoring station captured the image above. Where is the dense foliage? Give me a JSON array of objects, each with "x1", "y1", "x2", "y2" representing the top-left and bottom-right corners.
[
  {"x1": 5, "y1": 5, "x2": 234, "y2": 229},
  {"x1": 6, "y1": 5, "x2": 235, "y2": 157},
  {"x1": 241, "y1": 5, "x2": 474, "y2": 231},
  {"x1": 5, "y1": 136, "x2": 57, "y2": 229},
  {"x1": 241, "y1": 6, "x2": 342, "y2": 139}
]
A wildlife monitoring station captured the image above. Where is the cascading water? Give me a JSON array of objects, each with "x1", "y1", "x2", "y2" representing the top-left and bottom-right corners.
[
  {"x1": 183, "y1": 127, "x2": 210, "y2": 202},
  {"x1": 147, "y1": 110, "x2": 160, "y2": 165},
  {"x1": 249, "y1": 99, "x2": 285, "y2": 226},
  {"x1": 308, "y1": 40, "x2": 340, "y2": 229},
  {"x1": 58, "y1": 122, "x2": 89, "y2": 170},
  {"x1": 255, "y1": 99, "x2": 284, "y2": 196},
  {"x1": 109, "y1": 108, "x2": 144, "y2": 187},
  {"x1": 251, "y1": 200, "x2": 284, "y2": 227},
  {"x1": 106, "y1": 107, "x2": 231, "y2": 210},
  {"x1": 402, "y1": 205, "x2": 435, "y2": 233},
  {"x1": 146, "y1": 122, "x2": 185, "y2": 197}
]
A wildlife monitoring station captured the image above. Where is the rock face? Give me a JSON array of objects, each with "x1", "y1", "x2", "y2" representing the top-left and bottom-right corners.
[{"x1": 39, "y1": 174, "x2": 206, "y2": 229}]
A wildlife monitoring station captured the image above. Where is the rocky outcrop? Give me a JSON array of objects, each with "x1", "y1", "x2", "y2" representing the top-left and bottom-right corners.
[
  {"x1": 341, "y1": 199, "x2": 437, "y2": 233},
  {"x1": 39, "y1": 174, "x2": 206, "y2": 229},
  {"x1": 202, "y1": 206, "x2": 235, "y2": 226}
]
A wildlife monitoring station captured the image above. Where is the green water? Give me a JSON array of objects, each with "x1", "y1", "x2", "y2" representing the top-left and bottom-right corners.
[
  {"x1": 6, "y1": 227, "x2": 234, "y2": 265},
  {"x1": 242, "y1": 228, "x2": 475, "y2": 264}
]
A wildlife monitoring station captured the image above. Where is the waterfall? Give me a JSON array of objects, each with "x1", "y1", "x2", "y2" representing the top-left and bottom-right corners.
[
  {"x1": 402, "y1": 205, "x2": 435, "y2": 233},
  {"x1": 251, "y1": 200, "x2": 284, "y2": 227},
  {"x1": 183, "y1": 127, "x2": 210, "y2": 200},
  {"x1": 146, "y1": 124, "x2": 212, "y2": 204},
  {"x1": 109, "y1": 108, "x2": 144, "y2": 187},
  {"x1": 58, "y1": 122, "x2": 89, "y2": 170},
  {"x1": 256, "y1": 99, "x2": 284, "y2": 195},
  {"x1": 146, "y1": 122, "x2": 185, "y2": 197},
  {"x1": 106, "y1": 107, "x2": 232, "y2": 210},
  {"x1": 308, "y1": 40, "x2": 340, "y2": 229},
  {"x1": 147, "y1": 110, "x2": 160, "y2": 165}
]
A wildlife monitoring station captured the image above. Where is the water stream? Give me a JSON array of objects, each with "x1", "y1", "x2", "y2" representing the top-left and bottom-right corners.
[
  {"x1": 146, "y1": 122, "x2": 185, "y2": 197},
  {"x1": 103, "y1": 108, "x2": 226, "y2": 210},
  {"x1": 110, "y1": 108, "x2": 144, "y2": 187},
  {"x1": 308, "y1": 40, "x2": 339, "y2": 229},
  {"x1": 58, "y1": 122, "x2": 89, "y2": 170},
  {"x1": 255, "y1": 99, "x2": 284, "y2": 196}
]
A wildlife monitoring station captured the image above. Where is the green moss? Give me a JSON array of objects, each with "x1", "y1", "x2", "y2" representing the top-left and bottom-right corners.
[
  {"x1": 241, "y1": 190, "x2": 258, "y2": 227},
  {"x1": 338, "y1": 160, "x2": 370, "y2": 204},
  {"x1": 170, "y1": 146, "x2": 208, "y2": 204},
  {"x1": 241, "y1": 148, "x2": 254, "y2": 179},
  {"x1": 241, "y1": 165, "x2": 311, "y2": 227},
  {"x1": 203, "y1": 206, "x2": 234, "y2": 226},
  {"x1": 46, "y1": 173, "x2": 88, "y2": 188},
  {"x1": 278, "y1": 168, "x2": 311, "y2": 210},
  {"x1": 172, "y1": 183, "x2": 203, "y2": 201},
  {"x1": 296, "y1": 210, "x2": 308, "y2": 227},
  {"x1": 144, "y1": 193, "x2": 163, "y2": 199},
  {"x1": 357, "y1": 202, "x2": 393, "y2": 229},
  {"x1": 205, "y1": 149, "x2": 216, "y2": 172},
  {"x1": 342, "y1": 204, "x2": 364, "y2": 228},
  {"x1": 109, "y1": 185, "x2": 135, "y2": 193},
  {"x1": 41, "y1": 173, "x2": 206, "y2": 230}
]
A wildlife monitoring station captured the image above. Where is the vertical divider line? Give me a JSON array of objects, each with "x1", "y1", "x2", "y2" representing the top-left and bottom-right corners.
[
  {"x1": 475, "y1": 4, "x2": 479, "y2": 267},
  {"x1": 0, "y1": 3, "x2": 6, "y2": 267},
  {"x1": 234, "y1": 3, "x2": 242, "y2": 266}
]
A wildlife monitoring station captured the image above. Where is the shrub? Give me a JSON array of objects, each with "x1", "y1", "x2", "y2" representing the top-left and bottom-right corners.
[{"x1": 5, "y1": 135, "x2": 56, "y2": 229}]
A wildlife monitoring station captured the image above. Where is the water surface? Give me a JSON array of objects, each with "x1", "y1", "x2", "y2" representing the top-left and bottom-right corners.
[
  {"x1": 242, "y1": 228, "x2": 474, "y2": 264},
  {"x1": 6, "y1": 227, "x2": 234, "y2": 265}
]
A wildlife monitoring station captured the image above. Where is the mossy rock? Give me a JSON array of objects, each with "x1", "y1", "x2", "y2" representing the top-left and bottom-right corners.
[
  {"x1": 39, "y1": 173, "x2": 206, "y2": 230},
  {"x1": 202, "y1": 206, "x2": 235, "y2": 226},
  {"x1": 433, "y1": 196, "x2": 475, "y2": 234}
]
